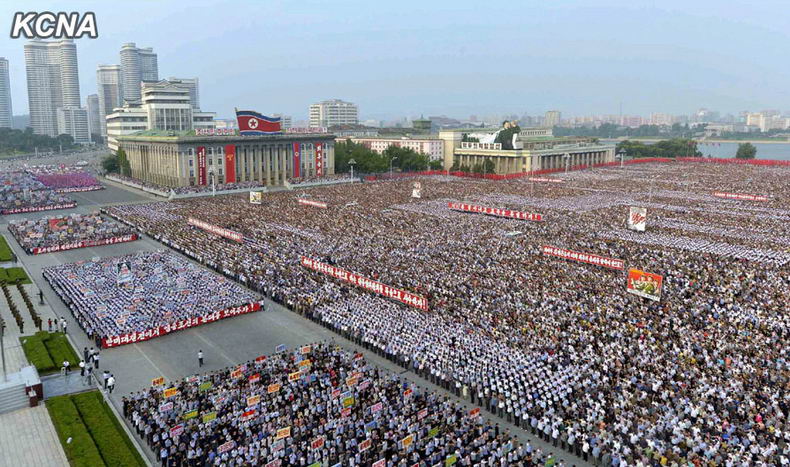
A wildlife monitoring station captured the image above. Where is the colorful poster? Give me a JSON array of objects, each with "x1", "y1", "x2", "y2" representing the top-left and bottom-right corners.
[
  {"x1": 187, "y1": 217, "x2": 244, "y2": 243},
  {"x1": 542, "y1": 245, "x2": 625, "y2": 270},
  {"x1": 183, "y1": 410, "x2": 198, "y2": 420},
  {"x1": 293, "y1": 142, "x2": 301, "y2": 179},
  {"x1": 267, "y1": 383, "x2": 281, "y2": 394},
  {"x1": 116, "y1": 261, "x2": 133, "y2": 285},
  {"x1": 247, "y1": 395, "x2": 261, "y2": 407},
  {"x1": 626, "y1": 269, "x2": 663, "y2": 302},
  {"x1": 218, "y1": 441, "x2": 236, "y2": 454},
  {"x1": 197, "y1": 146, "x2": 207, "y2": 185},
  {"x1": 170, "y1": 424, "x2": 184, "y2": 437},
  {"x1": 411, "y1": 181, "x2": 421, "y2": 199},
  {"x1": 151, "y1": 376, "x2": 165, "y2": 387},
  {"x1": 627, "y1": 206, "x2": 647, "y2": 232},
  {"x1": 401, "y1": 434, "x2": 414, "y2": 448},
  {"x1": 315, "y1": 142, "x2": 324, "y2": 176},
  {"x1": 202, "y1": 411, "x2": 217, "y2": 423},
  {"x1": 311, "y1": 436, "x2": 325, "y2": 450},
  {"x1": 249, "y1": 191, "x2": 263, "y2": 205},
  {"x1": 276, "y1": 427, "x2": 291, "y2": 440},
  {"x1": 163, "y1": 387, "x2": 179, "y2": 398},
  {"x1": 301, "y1": 256, "x2": 429, "y2": 311},
  {"x1": 448, "y1": 202, "x2": 543, "y2": 222},
  {"x1": 224, "y1": 145, "x2": 237, "y2": 183}
]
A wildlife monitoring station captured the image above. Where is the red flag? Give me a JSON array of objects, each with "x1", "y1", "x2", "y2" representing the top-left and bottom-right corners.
[{"x1": 224, "y1": 145, "x2": 236, "y2": 183}]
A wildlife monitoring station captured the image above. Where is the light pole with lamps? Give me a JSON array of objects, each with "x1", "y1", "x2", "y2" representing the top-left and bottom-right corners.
[{"x1": 348, "y1": 158, "x2": 357, "y2": 180}]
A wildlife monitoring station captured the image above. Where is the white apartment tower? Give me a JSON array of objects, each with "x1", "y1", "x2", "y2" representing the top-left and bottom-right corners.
[
  {"x1": 24, "y1": 39, "x2": 88, "y2": 142},
  {"x1": 120, "y1": 43, "x2": 158, "y2": 103},
  {"x1": 309, "y1": 99, "x2": 358, "y2": 127},
  {"x1": 0, "y1": 58, "x2": 11, "y2": 128},
  {"x1": 544, "y1": 110, "x2": 561, "y2": 128},
  {"x1": 96, "y1": 64, "x2": 123, "y2": 136},
  {"x1": 167, "y1": 77, "x2": 199, "y2": 110},
  {"x1": 86, "y1": 94, "x2": 100, "y2": 141}
]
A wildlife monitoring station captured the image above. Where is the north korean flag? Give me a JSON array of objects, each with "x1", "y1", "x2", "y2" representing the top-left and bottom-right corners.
[{"x1": 235, "y1": 109, "x2": 282, "y2": 135}]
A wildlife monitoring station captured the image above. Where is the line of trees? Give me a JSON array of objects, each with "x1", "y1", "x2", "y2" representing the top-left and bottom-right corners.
[
  {"x1": 735, "y1": 142, "x2": 757, "y2": 159},
  {"x1": 449, "y1": 159, "x2": 495, "y2": 174},
  {"x1": 334, "y1": 140, "x2": 442, "y2": 174},
  {"x1": 101, "y1": 149, "x2": 131, "y2": 175},
  {"x1": 553, "y1": 123, "x2": 697, "y2": 139},
  {"x1": 0, "y1": 127, "x2": 77, "y2": 155},
  {"x1": 616, "y1": 138, "x2": 702, "y2": 158}
]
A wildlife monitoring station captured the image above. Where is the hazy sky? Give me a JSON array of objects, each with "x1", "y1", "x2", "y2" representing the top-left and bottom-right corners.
[{"x1": 2, "y1": 0, "x2": 789, "y2": 121}]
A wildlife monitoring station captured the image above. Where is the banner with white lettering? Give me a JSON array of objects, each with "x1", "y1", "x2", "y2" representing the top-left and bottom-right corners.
[
  {"x1": 627, "y1": 207, "x2": 647, "y2": 232},
  {"x1": 448, "y1": 202, "x2": 543, "y2": 222},
  {"x1": 197, "y1": 146, "x2": 207, "y2": 185},
  {"x1": 315, "y1": 142, "x2": 324, "y2": 177},
  {"x1": 297, "y1": 198, "x2": 327, "y2": 209},
  {"x1": 542, "y1": 245, "x2": 624, "y2": 270},
  {"x1": 301, "y1": 256, "x2": 428, "y2": 310},
  {"x1": 102, "y1": 302, "x2": 261, "y2": 348},
  {"x1": 31, "y1": 234, "x2": 138, "y2": 255},
  {"x1": 187, "y1": 217, "x2": 243, "y2": 242}
]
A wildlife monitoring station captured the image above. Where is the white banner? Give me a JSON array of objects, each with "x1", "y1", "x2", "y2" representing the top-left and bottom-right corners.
[
  {"x1": 627, "y1": 207, "x2": 647, "y2": 232},
  {"x1": 297, "y1": 199, "x2": 328, "y2": 209}
]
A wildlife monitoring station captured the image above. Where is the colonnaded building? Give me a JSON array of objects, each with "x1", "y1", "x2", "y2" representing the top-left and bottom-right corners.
[
  {"x1": 438, "y1": 127, "x2": 616, "y2": 174},
  {"x1": 117, "y1": 129, "x2": 335, "y2": 188}
]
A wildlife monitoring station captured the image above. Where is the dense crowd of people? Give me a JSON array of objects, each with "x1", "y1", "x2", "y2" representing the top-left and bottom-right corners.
[
  {"x1": 124, "y1": 342, "x2": 549, "y2": 466},
  {"x1": 106, "y1": 162, "x2": 789, "y2": 466},
  {"x1": 0, "y1": 165, "x2": 102, "y2": 213},
  {"x1": 28, "y1": 165, "x2": 102, "y2": 190},
  {"x1": 8, "y1": 212, "x2": 137, "y2": 253},
  {"x1": 171, "y1": 181, "x2": 264, "y2": 195},
  {"x1": 43, "y1": 251, "x2": 259, "y2": 344}
]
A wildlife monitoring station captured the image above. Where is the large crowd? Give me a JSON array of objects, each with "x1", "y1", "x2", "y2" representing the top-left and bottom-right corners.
[
  {"x1": 8, "y1": 212, "x2": 137, "y2": 254},
  {"x1": 0, "y1": 165, "x2": 103, "y2": 213},
  {"x1": 43, "y1": 251, "x2": 260, "y2": 344},
  {"x1": 105, "y1": 162, "x2": 789, "y2": 466},
  {"x1": 28, "y1": 165, "x2": 102, "y2": 191},
  {"x1": 124, "y1": 342, "x2": 546, "y2": 466}
]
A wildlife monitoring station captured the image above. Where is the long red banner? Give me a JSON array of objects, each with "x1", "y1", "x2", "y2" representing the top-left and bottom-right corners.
[
  {"x1": 31, "y1": 234, "x2": 138, "y2": 255},
  {"x1": 187, "y1": 217, "x2": 243, "y2": 242},
  {"x1": 712, "y1": 191, "x2": 768, "y2": 202},
  {"x1": 292, "y1": 142, "x2": 301, "y2": 179},
  {"x1": 102, "y1": 302, "x2": 261, "y2": 348},
  {"x1": 197, "y1": 146, "x2": 207, "y2": 185},
  {"x1": 224, "y1": 145, "x2": 236, "y2": 183},
  {"x1": 297, "y1": 199, "x2": 327, "y2": 209},
  {"x1": 315, "y1": 142, "x2": 324, "y2": 176},
  {"x1": 300, "y1": 256, "x2": 428, "y2": 310},
  {"x1": 2, "y1": 203, "x2": 77, "y2": 215},
  {"x1": 448, "y1": 202, "x2": 543, "y2": 222},
  {"x1": 542, "y1": 245, "x2": 624, "y2": 270}
]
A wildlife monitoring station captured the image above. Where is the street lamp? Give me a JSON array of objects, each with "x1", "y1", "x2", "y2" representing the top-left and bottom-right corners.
[
  {"x1": 389, "y1": 156, "x2": 398, "y2": 179},
  {"x1": 348, "y1": 158, "x2": 357, "y2": 180}
]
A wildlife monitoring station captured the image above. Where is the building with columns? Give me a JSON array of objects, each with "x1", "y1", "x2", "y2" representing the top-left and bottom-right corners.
[
  {"x1": 438, "y1": 128, "x2": 615, "y2": 174},
  {"x1": 117, "y1": 130, "x2": 335, "y2": 188}
]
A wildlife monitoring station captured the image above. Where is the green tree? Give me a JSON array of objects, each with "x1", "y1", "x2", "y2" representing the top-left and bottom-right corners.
[
  {"x1": 483, "y1": 159, "x2": 496, "y2": 174},
  {"x1": 450, "y1": 161, "x2": 460, "y2": 171},
  {"x1": 101, "y1": 154, "x2": 119, "y2": 173},
  {"x1": 429, "y1": 160, "x2": 443, "y2": 170},
  {"x1": 116, "y1": 149, "x2": 132, "y2": 176},
  {"x1": 735, "y1": 142, "x2": 757, "y2": 159},
  {"x1": 472, "y1": 163, "x2": 484, "y2": 174}
]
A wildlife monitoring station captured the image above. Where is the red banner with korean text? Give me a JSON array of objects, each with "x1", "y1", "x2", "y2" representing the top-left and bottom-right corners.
[
  {"x1": 197, "y1": 146, "x2": 207, "y2": 185},
  {"x1": 712, "y1": 191, "x2": 769, "y2": 202},
  {"x1": 626, "y1": 269, "x2": 663, "y2": 302},
  {"x1": 101, "y1": 302, "x2": 261, "y2": 348},
  {"x1": 315, "y1": 142, "x2": 323, "y2": 176},
  {"x1": 187, "y1": 217, "x2": 243, "y2": 242},
  {"x1": 224, "y1": 145, "x2": 237, "y2": 183},
  {"x1": 542, "y1": 245, "x2": 624, "y2": 270},
  {"x1": 292, "y1": 142, "x2": 301, "y2": 179},
  {"x1": 448, "y1": 202, "x2": 543, "y2": 222},
  {"x1": 31, "y1": 234, "x2": 138, "y2": 255},
  {"x1": 301, "y1": 256, "x2": 428, "y2": 310}
]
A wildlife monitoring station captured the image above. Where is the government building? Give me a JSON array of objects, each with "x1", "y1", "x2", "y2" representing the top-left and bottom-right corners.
[
  {"x1": 117, "y1": 129, "x2": 335, "y2": 188},
  {"x1": 438, "y1": 127, "x2": 615, "y2": 174}
]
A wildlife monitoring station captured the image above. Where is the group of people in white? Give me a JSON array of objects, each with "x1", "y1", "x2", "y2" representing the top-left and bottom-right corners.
[
  {"x1": 8, "y1": 212, "x2": 135, "y2": 253},
  {"x1": 43, "y1": 251, "x2": 258, "y2": 343},
  {"x1": 104, "y1": 162, "x2": 788, "y2": 466}
]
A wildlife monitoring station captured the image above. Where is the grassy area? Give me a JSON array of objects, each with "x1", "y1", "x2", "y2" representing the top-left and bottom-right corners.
[
  {"x1": 20, "y1": 331, "x2": 80, "y2": 375},
  {"x1": 0, "y1": 236, "x2": 12, "y2": 262},
  {"x1": 0, "y1": 267, "x2": 31, "y2": 284},
  {"x1": 47, "y1": 391, "x2": 145, "y2": 467}
]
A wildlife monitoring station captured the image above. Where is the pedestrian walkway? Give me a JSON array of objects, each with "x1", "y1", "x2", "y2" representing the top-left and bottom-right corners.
[
  {"x1": 42, "y1": 372, "x2": 96, "y2": 399},
  {"x1": 0, "y1": 405, "x2": 68, "y2": 467}
]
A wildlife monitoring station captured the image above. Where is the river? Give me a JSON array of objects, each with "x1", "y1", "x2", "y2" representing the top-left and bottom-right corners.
[{"x1": 600, "y1": 140, "x2": 790, "y2": 161}]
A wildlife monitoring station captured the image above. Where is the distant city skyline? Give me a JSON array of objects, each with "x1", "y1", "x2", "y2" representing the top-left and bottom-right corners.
[{"x1": 2, "y1": 1, "x2": 790, "y2": 122}]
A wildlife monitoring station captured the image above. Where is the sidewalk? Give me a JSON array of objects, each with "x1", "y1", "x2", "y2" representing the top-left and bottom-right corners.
[{"x1": 0, "y1": 405, "x2": 68, "y2": 467}]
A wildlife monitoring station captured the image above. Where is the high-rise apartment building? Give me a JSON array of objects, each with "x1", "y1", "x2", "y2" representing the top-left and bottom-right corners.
[
  {"x1": 120, "y1": 43, "x2": 158, "y2": 103},
  {"x1": 309, "y1": 99, "x2": 358, "y2": 127},
  {"x1": 273, "y1": 113, "x2": 292, "y2": 129},
  {"x1": 0, "y1": 58, "x2": 12, "y2": 128},
  {"x1": 96, "y1": 64, "x2": 123, "y2": 136},
  {"x1": 166, "y1": 77, "x2": 199, "y2": 109},
  {"x1": 544, "y1": 110, "x2": 561, "y2": 128},
  {"x1": 86, "y1": 94, "x2": 100, "y2": 141},
  {"x1": 24, "y1": 39, "x2": 88, "y2": 142}
]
